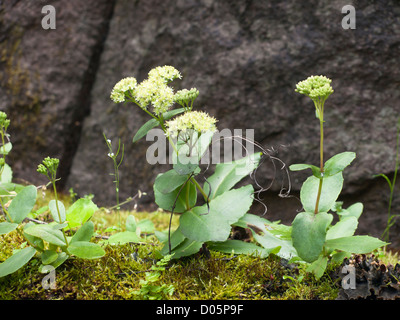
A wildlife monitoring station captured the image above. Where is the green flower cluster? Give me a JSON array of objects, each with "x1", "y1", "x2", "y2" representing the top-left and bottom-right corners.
[
  {"x1": 295, "y1": 75, "x2": 333, "y2": 121},
  {"x1": 110, "y1": 77, "x2": 137, "y2": 103},
  {"x1": 37, "y1": 156, "x2": 59, "y2": 178},
  {"x1": 110, "y1": 66, "x2": 184, "y2": 116},
  {"x1": 174, "y1": 88, "x2": 199, "y2": 111},
  {"x1": 165, "y1": 111, "x2": 217, "y2": 138},
  {"x1": 148, "y1": 65, "x2": 182, "y2": 84},
  {"x1": 0, "y1": 112, "x2": 10, "y2": 131},
  {"x1": 135, "y1": 78, "x2": 175, "y2": 115},
  {"x1": 295, "y1": 75, "x2": 333, "y2": 101}
]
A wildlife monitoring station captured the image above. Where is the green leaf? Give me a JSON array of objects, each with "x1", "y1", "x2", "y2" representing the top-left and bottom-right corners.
[
  {"x1": 0, "y1": 222, "x2": 18, "y2": 235},
  {"x1": 233, "y1": 213, "x2": 272, "y2": 229},
  {"x1": 0, "y1": 182, "x2": 25, "y2": 196},
  {"x1": 23, "y1": 222, "x2": 44, "y2": 251},
  {"x1": 341, "y1": 202, "x2": 363, "y2": 220},
  {"x1": 41, "y1": 250, "x2": 58, "y2": 265},
  {"x1": 49, "y1": 200, "x2": 66, "y2": 223},
  {"x1": 203, "y1": 152, "x2": 262, "y2": 199},
  {"x1": 0, "y1": 246, "x2": 36, "y2": 277},
  {"x1": 160, "y1": 227, "x2": 186, "y2": 256},
  {"x1": 179, "y1": 185, "x2": 254, "y2": 243},
  {"x1": 107, "y1": 231, "x2": 141, "y2": 245},
  {"x1": 326, "y1": 216, "x2": 358, "y2": 240},
  {"x1": 208, "y1": 240, "x2": 271, "y2": 258},
  {"x1": 137, "y1": 219, "x2": 155, "y2": 233},
  {"x1": 289, "y1": 163, "x2": 321, "y2": 178},
  {"x1": 154, "y1": 170, "x2": 189, "y2": 194},
  {"x1": 167, "y1": 238, "x2": 203, "y2": 259},
  {"x1": 291, "y1": 211, "x2": 333, "y2": 263},
  {"x1": 324, "y1": 152, "x2": 356, "y2": 177},
  {"x1": 7, "y1": 185, "x2": 37, "y2": 223},
  {"x1": 51, "y1": 222, "x2": 69, "y2": 230},
  {"x1": 154, "y1": 230, "x2": 168, "y2": 243},
  {"x1": 300, "y1": 172, "x2": 343, "y2": 213},
  {"x1": 173, "y1": 157, "x2": 199, "y2": 176},
  {"x1": 249, "y1": 227, "x2": 297, "y2": 260},
  {"x1": 154, "y1": 178, "x2": 197, "y2": 213},
  {"x1": 0, "y1": 163, "x2": 12, "y2": 183},
  {"x1": 43, "y1": 252, "x2": 68, "y2": 270},
  {"x1": 66, "y1": 198, "x2": 98, "y2": 229},
  {"x1": 24, "y1": 224, "x2": 66, "y2": 247},
  {"x1": 70, "y1": 221, "x2": 94, "y2": 244},
  {"x1": 126, "y1": 215, "x2": 137, "y2": 232},
  {"x1": 331, "y1": 251, "x2": 351, "y2": 264},
  {"x1": 324, "y1": 236, "x2": 388, "y2": 254},
  {"x1": 132, "y1": 108, "x2": 185, "y2": 143},
  {"x1": 68, "y1": 241, "x2": 105, "y2": 259},
  {"x1": 306, "y1": 254, "x2": 328, "y2": 279},
  {"x1": 0, "y1": 142, "x2": 12, "y2": 155}
]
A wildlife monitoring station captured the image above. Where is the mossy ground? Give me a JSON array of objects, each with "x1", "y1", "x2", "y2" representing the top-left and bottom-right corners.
[{"x1": 0, "y1": 192, "x2": 398, "y2": 300}]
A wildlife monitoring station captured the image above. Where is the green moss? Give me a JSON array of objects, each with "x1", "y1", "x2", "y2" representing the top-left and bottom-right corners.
[
  {"x1": 0, "y1": 215, "x2": 338, "y2": 300},
  {"x1": 0, "y1": 201, "x2": 396, "y2": 300}
]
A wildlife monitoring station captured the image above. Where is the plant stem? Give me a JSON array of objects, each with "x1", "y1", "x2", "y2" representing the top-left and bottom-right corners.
[
  {"x1": 0, "y1": 131, "x2": 13, "y2": 223},
  {"x1": 190, "y1": 176, "x2": 210, "y2": 203},
  {"x1": 185, "y1": 180, "x2": 191, "y2": 210},
  {"x1": 381, "y1": 118, "x2": 400, "y2": 241},
  {"x1": 314, "y1": 102, "x2": 324, "y2": 214},
  {"x1": 113, "y1": 154, "x2": 121, "y2": 227},
  {"x1": 52, "y1": 180, "x2": 69, "y2": 246}
]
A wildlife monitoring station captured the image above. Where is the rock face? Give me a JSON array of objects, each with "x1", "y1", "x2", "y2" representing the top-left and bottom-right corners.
[
  {"x1": 1, "y1": 1, "x2": 400, "y2": 246},
  {"x1": 0, "y1": 0, "x2": 115, "y2": 186}
]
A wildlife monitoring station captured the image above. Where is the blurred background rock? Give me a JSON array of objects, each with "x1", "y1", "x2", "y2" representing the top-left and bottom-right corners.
[{"x1": 1, "y1": 0, "x2": 399, "y2": 248}]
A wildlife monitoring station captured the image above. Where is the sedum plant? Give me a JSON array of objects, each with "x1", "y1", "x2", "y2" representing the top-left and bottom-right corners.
[
  {"x1": 109, "y1": 69, "x2": 388, "y2": 279},
  {"x1": 0, "y1": 154, "x2": 105, "y2": 278},
  {"x1": 287, "y1": 75, "x2": 387, "y2": 277},
  {"x1": 110, "y1": 66, "x2": 265, "y2": 258}
]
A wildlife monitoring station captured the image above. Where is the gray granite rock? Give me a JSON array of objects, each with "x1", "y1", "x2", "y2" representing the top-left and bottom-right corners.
[{"x1": 0, "y1": 0, "x2": 115, "y2": 186}]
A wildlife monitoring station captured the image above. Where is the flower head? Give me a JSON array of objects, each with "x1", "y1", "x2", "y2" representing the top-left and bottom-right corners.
[
  {"x1": 295, "y1": 75, "x2": 333, "y2": 121},
  {"x1": 37, "y1": 157, "x2": 59, "y2": 177},
  {"x1": 166, "y1": 111, "x2": 217, "y2": 138},
  {"x1": 111, "y1": 66, "x2": 185, "y2": 116},
  {"x1": 295, "y1": 75, "x2": 333, "y2": 101},
  {"x1": 174, "y1": 88, "x2": 199, "y2": 110},
  {"x1": 0, "y1": 111, "x2": 10, "y2": 131},
  {"x1": 135, "y1": 78, "x2": 175, "y2": 115},
  {"x1": 110, "y1": 77, "x2": 137, "y2": 103},
  {"x1": 148, "y1": 65, "x2": 182, "y2": 84}
]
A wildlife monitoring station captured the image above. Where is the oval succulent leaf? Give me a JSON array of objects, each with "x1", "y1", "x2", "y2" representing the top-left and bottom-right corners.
[
  {"x1": 289, "y1": 163, "x2": 322, "y2": 178},
  {"x1": 291, "y1": 211, "x2": 333, "y2": 263},
  {"x1": 179, "y1": 185, "x2": 254, "y2": 243},
  {"x1": 0, "y1": 246, "x2": 37, "y2": 277},
  {"x1": 300, "y1": 172, "x2": 344, "y2": 213},
  {"x1": 70, "y1": 221, "x2": 94, "y2": 244},
  {"x1": 0, "y1": 222, "x2": 18, "y2": 235},
  {"x1": 24, "y1": 224, "x2": 66, "y2": 247},
  {"x1": 324, "y1": 236, "x2": 388, "y2": 254},
  {"x1": 68, "y1": 241, "x2": 105, "y2": 259},
  {"x1": 323, "y1": 152, "x2": 356, "y2": 177},
  {"x1": 49, "y1": 200, "x2": 66, "y2": 223},
  {"x1": 203, "y1": 152, "x2": 262, "y2": 199},
  {"x1": 7, "y1": 185, "x2": 37, "y2": 224}
]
